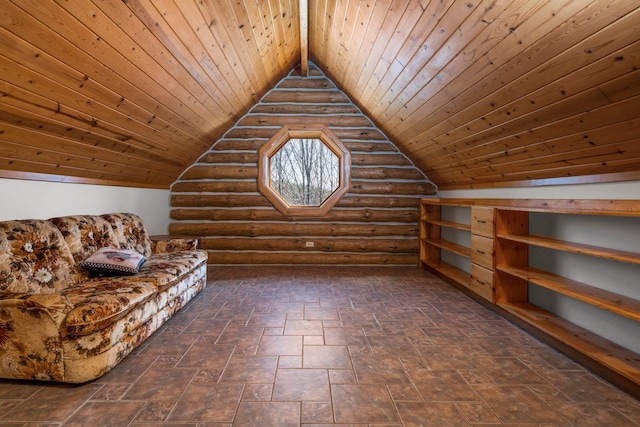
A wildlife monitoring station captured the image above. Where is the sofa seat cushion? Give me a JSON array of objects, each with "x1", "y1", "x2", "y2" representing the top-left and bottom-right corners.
[
  {"x1": 62, "y1": 297, "x2": 159, "y2": 362},
  {"x1": 124, "y1": 251, "x2": 208, "y2": 292},
  {"x1": 62, "y1": 280, "x2": 156, "y2": 336}
]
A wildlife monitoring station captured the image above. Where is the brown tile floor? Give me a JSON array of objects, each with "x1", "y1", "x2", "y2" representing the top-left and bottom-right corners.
[{"x1": 1, "y1": 266, "x2": 639, "y2": 426}]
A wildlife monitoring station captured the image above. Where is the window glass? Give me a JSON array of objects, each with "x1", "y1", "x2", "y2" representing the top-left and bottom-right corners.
[{"x1": 270, "y1": 138, "x2": 339, "y2": 206}]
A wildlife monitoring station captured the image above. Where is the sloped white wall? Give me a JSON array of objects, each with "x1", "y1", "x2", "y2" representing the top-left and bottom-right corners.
[
  {"x1": 0, "y1": 178, "x2": 171, "y2": 235},
  {"x1": 436, "y1": 180, "x2": 640, "y2": 200}
]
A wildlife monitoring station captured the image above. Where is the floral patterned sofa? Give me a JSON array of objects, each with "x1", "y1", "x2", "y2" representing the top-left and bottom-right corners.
[{"x1": 0, "y1": 213, "x2": 207, "y2": 383}]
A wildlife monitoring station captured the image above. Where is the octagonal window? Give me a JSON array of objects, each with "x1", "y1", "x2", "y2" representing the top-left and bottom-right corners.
[
  {"x1": 270, "y1": 138, "x2": 339, "y2": 206},
  {"x1": 258, "y1": 125, "x2": 351, "y2": 217}
]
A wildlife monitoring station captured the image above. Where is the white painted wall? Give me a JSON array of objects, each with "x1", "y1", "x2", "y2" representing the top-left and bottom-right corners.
[
  {"x1": 0, "y1": 178, "x2": 171, "y2": 235},
  {"x1": 436, "y1": 180, "x2": 640, "y2": 200},
  {"x1": 436, "y1": 180, "x2": 640, "y2": 353}
]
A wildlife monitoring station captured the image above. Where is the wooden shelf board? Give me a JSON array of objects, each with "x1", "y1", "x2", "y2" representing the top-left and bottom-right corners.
[
  {"x1": 496, "y1": 264, "x2": 640, "y2": 321},
  {"x1": 426, "y1": 238, "x2": 471, "y2": 258},
  {"x1": 423, "y1": 259, "x2": 470, "y2": 287},
  {"x1": 423, "y1": 218, "x2": 471, "y2": 232},
  {"x1": 499, "y1": 302, "x2": 640, "y2": 385},
  {"x1": 496, "y1": 233, "x2": 640, "y2": 265}
]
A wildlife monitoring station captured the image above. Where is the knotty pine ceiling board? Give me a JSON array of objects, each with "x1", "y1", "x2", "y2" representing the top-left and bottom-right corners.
[
  {"x1": 0, "y1": 0, "x2": 639, "y2": 189},
  {"x1": 311, "y1": 0, "x2": 640, "y2": 188},
  {"x1": 0, "y1": 0, "x2": 299, "y2": 187}
]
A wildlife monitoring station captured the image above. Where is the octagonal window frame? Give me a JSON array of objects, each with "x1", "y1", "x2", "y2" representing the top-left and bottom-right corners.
[{"x1": 258, "y1": 124, "x2": 351, "y2": 217}]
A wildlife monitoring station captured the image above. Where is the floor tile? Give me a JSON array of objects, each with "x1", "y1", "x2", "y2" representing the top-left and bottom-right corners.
[
  {"x1": 140, "y1": 330, "x2": 197, "y2": 356},
  {"x1": 278, "y1": 355, "x2": 303, "y2": 368},
  {"x1": 123, "y1": 366, "x2": 198, "y2": 401},
  {"x1": 0, "y1": 381, "x2": 41, "y2": 400},
  {"x1": 407, "y1": 369, "x2": 480, "y2": 402},
  {"x1": 323, "y1": 327, "x2": 367, "y2": 346},
  {"x1": 367, "y1": 335, "x2": 420, "y2": 358},
  {"x1": 303, "y1": 345, "x2": 352, "y2": 369},
  {"x1": 331, "y1": 384, "x2": 399, "y2": 424},
  {"x1": 1, "y1": 266, "x2": 639, "y2": 426},
  {"x1": 272, "y1": 369, "x2": 330, "y2": 401},
  {"x1": 455, "y1": 402, "x2": 501, "y2": 424},
  {"x1": 304, "y1": 306, "x2": 340, "y2": 321},
  {"x1": 553, "y1": 403, "x2": 639, "y2": 426},
  {"x1": 233, "y1": 401, "x2": 300, "y2": 427},
  {"x1": 257, "y1": 335, "x2": 303, "y2": 356},
  {"x1": 169, "y1": 383, "x2": 244, "y2": 422},
  {"x1": 387, "y1": 383, "x2": 423, "y2": 402},
  {"x1": 181, "y1": 317, "x2": 229, "y2": 336},
  {"x1": 396, "y1": 402, "x2": 470, "y2": 427},
  {"x1": 241, "y1": 383, "x2": 273, "y2": 401},
  {"x1": 473, "y1": 384, "x2": 567, "y2": 424},
  {"x1": 0, "y1": 383, "x2": 102, "y2": 422},
  {"x1": 134, "y1": 400, "x2": 176, "y2": 422},
  {"x1": 215, "y1": 326, "x2": 264, "y2": 346},
  {"x1": 301, "y1": 401, "x2": 334, "y2": 423},
  {"x1": 414, "y1": 344, "x2": 479, "y2": 370},
  {"x1": 177, "y1": 341, "x2": 234, "y2": 369},
  {"x1": 351, "y1": 356, "x2": 410, "y2": 384},
  {"x1": 539, "y1": 369, "x2": 632, "y2": 403},
  {"x1": 472, "y1": 356, "x2": 547, "y2": 385},
  {"x1": 284, "y1": 319, "x2": 324, "y2": 335},
  {"x1": 60, "y1": 401, "x2": 145, "y2": 426},
  {"x1": 247, "y1": 312, "x2": 287, "y2": 328},
  {"x1": 328, "y1": 368, "x2": 356, "y2": 384},
  {"x1": 219, "y1": 354, "x2": 278, "y2": 383}
]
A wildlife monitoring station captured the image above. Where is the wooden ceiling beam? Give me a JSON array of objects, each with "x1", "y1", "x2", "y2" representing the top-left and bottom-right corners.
[{"x1": 300, "y1": 0, "x2": 308, "y2": 77}]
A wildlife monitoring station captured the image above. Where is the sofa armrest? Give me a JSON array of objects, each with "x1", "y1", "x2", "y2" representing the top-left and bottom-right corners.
[
  {"x1": 0, "y1": 293, "x2": 73, "y2": 381},
  {"x1": 150, "y1": 235, "x2": 199, "y2": 254},
  {"x1": 0, "y1": 293, "x2": 73, "y2": 328}
]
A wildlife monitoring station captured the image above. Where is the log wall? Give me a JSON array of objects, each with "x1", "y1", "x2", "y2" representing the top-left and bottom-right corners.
[{"x1": 170, "y1": 65, "x2": 436, "y2": 265}]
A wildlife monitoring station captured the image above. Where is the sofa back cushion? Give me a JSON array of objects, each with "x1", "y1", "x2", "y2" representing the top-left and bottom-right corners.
[
  {"x1": 0, "y1": 220, "x2": 78, "y2": 293},
  {"x1": 50, "y1": 215, "x2": 120, "y2": 264},
  {"x1": 101, "y1": 213, "x2": 152, "y2": 257}
]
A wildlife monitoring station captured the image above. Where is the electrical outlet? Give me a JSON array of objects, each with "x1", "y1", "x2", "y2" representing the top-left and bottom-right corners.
[{"x1": 305, "y1": 241, "x2": 315, "y2": 248}]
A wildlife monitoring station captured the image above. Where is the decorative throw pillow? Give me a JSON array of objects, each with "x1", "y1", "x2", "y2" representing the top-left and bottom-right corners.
[{"x1": 79, "y1": 247, "x2": 146, "y2": 276}]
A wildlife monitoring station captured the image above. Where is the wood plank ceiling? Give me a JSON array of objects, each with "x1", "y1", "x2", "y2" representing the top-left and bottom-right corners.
[{"x1": 0, "y1": 0, "x2": 638, "y2": 189}]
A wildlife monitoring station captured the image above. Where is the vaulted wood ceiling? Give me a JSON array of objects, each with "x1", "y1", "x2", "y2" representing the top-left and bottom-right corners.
[{"x1": 1, "y1": 0, "x2": 638, "y2": 189}]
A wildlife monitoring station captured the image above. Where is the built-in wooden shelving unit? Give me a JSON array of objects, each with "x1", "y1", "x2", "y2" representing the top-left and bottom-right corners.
[
  {"x1": 420, "y1": 198, "x2": 640, "y2": 397},
  {"x1": 419, "y1": 200, "x2": 495, "y2": 301},
  {"x1": 419, "y1": 200, "x2": 472, "y2": 290}
]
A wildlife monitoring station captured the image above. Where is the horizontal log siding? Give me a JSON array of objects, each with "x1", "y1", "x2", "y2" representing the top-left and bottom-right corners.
[{"x1": 170, "y1": 65, "x2": 436, "y2": 265}]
